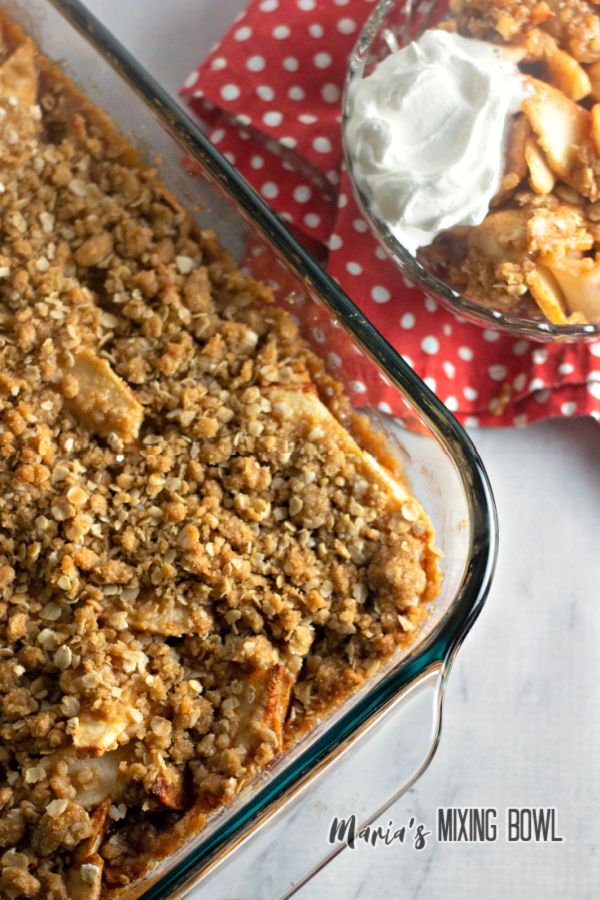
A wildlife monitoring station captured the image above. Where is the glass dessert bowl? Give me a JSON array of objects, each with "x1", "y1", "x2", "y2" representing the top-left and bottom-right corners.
[{"x1": 343, "y1": 0, "x2": 600, "y2": 343}]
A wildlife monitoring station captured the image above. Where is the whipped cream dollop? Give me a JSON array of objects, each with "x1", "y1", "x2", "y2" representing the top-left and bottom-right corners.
[{"x1": 345, "y1": 29, "x2": 527, "y2": 254}]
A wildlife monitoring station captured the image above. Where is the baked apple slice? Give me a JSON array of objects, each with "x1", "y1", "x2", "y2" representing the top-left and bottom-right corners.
[
  {"x1": 113, "y1": 591, "x2": 216, "y2": 638},
  {"x1": 466, "y1": 209, "x2": 529, "y2": 260},
  {"x1": 522, "y1": 77, "x2": 590, "y2": 181},
  {"x1": 523, "y1": 29, "x2": 591, "y2": 100},
  {"x1": 231, "y1": 664, "x2": 296, "y2": 759},
  {"x1": 587, "y1": 59, "x2": 600, "y2": 101},
  {"x1": 547, "y1": 47, "x2": 592, "y2": 101},
  {"x1": 592, "y1": 103, "x2": 600, "y2": 156},
  {"x1": 505, "y1": 114, "x2": 531, "y2": 183},
  {"x1": 525, "y1": 266, "x2": 570, "y2": 323},
  {"x1": 66, "y1": 747, "x2": 129, "y2": 808},
  {"x1": 524, "y1": 136, "x2": 556, "y2": 193},
  {"x1": 544, "y1": 256, "x2": 600, "y2": 320},
  {"x1": 0, "y1": 39, "x2": 37, "y2": 106},
  {"x1": 72, "y1": 682, "x2": 147, "y2": 756},
  {"x1": 67, "y1": 853, "x2": 103, "y2": 900},
  {"x1": 63, "y1": 348, "x2": 144, "y2": 444},
  {"x1": 72, "y1": 798, "x2": 112, "y2": 862}
]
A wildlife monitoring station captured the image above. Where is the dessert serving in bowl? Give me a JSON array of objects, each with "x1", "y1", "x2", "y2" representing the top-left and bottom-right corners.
[
  {"x1": 0, "y1": 1, "x2": 496, "y2": 897},
  {"x1": 344, "y1": 0, "x2": 600, "y2": 341}
]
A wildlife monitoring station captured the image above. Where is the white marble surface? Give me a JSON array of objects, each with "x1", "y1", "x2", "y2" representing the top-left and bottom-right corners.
[{"x1": 84, "y1": 2, "x2": 600, "y2": 897}]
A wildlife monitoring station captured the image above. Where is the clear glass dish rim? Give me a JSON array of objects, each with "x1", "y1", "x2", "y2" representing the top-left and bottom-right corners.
[
  {"x1": 39, "y1": 1, "x2": 499, "y2": 895},
  {"x1": 342, "y1": 0, "x2": 600, "y2": 343}
]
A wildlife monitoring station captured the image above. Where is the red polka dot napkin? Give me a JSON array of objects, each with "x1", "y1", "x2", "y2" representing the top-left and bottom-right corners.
[{"x1": 180, "y1": 0, "x2": 600, "y2": 427}]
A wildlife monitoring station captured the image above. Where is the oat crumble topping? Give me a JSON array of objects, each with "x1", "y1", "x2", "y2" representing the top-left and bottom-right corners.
[{"x1": 0, "y1": 14, "x2": 440, "y2": 897}]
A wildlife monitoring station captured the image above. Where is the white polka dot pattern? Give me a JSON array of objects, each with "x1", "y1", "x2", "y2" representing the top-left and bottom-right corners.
[
  {"x1": 247, "y1": 55, "x2": 266, "y2": 71},
  {"x1": 180, "y1": 0, "x2": 600, "y2": 426},
  {"x1": 234, "y1": 25, "x2": 252, "y2": 41},
  {"x1": 293, "y1": 185, "x2": 311, "y2": 203},
  {"x1": 262, "y1": 110, "x2": 283, "y2": 127},
  {"x1": 421, "y1": 336, "x2": 439, "y2": 355},
  {"x1": 337, "y1": 17, "x2": 357, "y2": 33},
  {"x1": 371, "y1": 285, "x2": 390, "y2": 304},
  {"x1": 261, "y1": 181, "x2": 279, "y2": 199},
  {"x1": 321, "y1": 83, "x2": 341, "y2": 103},
  {"x1": 220, "y1": 84, "x2": 240, "y2": 100},
  {"x1": 256, "y1": 84, "x2": 275, "y2": 101},
  {"x1": 314, "y1": 52, "x2": 333, "y2": 69}
]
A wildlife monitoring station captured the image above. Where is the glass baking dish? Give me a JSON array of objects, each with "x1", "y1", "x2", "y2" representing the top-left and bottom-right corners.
[{"x1": 3, "y1": 0, "x2": 498, "y2": 896}]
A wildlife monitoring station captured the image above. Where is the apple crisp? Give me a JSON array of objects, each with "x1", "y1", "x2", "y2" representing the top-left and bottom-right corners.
[
  {"x1": 0, "y1": 13, "x2": 440, "y2": 898},
  {"x1": 420, "y1": 0, "x2": 600, "y2": 324}
]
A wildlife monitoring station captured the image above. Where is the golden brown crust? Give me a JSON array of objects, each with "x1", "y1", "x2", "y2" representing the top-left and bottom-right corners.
[{"x1": 0, "y1": 11, "x2": 440, "y2": 897}]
